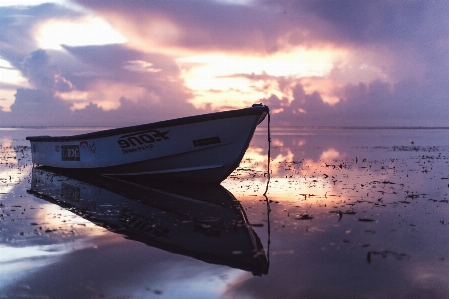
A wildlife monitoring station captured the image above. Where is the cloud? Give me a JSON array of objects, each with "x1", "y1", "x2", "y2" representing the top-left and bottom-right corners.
[
  {"x1": 0, "y1": 42, "x2": 198, "y2": 125},
  {"x1": 74, "y1": 0, "x2": 286, "y2": 54},
  {"x1": 35, "y1": 15, "x2": 127, "y2": 50},
  {"x1": 261, "y1": 77, "x2": 449, "y2": 127},
  {"x1": 56, "y1": 44, "x2": 198, "y2": 120},
  {"x1": 0, "y1": 46, "x2": 197, "y2": 126},
  {"x1": 0, "y1": 45, "x2": 200, "y2": 126},
  {"x1": 1, "y1": 1, "x2": 449, "y2": 126},
  {"x1": 296, "y1": 1, "x2": 427, "y2": 43},
  {"x1": 22, "y1": 49, "x2": 74, "y2": 92},
  {"x1": 1, "y1": 88, "x2": 71, "y2": 126},
  {"x1": 72, "y1": 0, "x2": 448, "y2": 123},
  {"x1": 123, "y1": 60, "x2": 162, "y2": 73},
  {"x1": 0, "y1": 4, "x2": 81, "y2": 64},
  {"x1": 0, "y1": 86, "x2": 197, "y2": 127}
]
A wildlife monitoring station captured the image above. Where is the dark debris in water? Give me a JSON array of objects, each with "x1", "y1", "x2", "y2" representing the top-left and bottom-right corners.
[
  {"x1": 358, "y1": 218, "x2": 375, "y2": 222},
  {"x1": 295, "y1": 214, "x2": 313, "y2": 220},
  {"x1": 367, "y1": 250, "x2": 408, "y2": 264}
]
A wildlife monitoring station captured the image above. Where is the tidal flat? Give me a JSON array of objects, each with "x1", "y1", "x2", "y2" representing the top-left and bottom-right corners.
[{"x1": 1, "y1": 127, "x2": 449, "y2": 299}]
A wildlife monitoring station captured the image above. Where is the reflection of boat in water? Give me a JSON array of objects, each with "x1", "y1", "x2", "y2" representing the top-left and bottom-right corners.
[{"x1": 29, "y1": 167, "x2": 269, "y2": 276}]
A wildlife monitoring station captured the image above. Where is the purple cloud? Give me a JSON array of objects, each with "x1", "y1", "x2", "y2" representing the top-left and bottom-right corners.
[
  {"x1": 22, "y1": 49, "x2": 73, "y2": 92},
  {"x1": 1, "y1": 1, "x2": 448, "y2": 126}
]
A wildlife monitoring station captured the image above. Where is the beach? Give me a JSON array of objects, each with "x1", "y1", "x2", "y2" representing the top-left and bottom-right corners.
[{"x1": 1, "y1": 127, "x2": 449, "y2": 298}]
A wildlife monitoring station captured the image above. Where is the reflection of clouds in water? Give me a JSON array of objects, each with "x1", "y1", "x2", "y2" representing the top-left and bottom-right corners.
[
  {"x1": 406, "y1": 263, "x2": 449, "y2": 297},
  {"x1": 271, "y1": 138, "x2": 283, "y2": 147},
  {"x1": 232, "y1": 139, "x2": 438, "y2": 206},
  {"x1": 0, "y1": 144, "x2": 115, "y2": 294},
  {"x1": 148, "y1": 267, "x2": 244, "y2": 299},
  {"x1": 0, "y1": 144, "x2": 31, "y2": 198},
  {"x1": 0, "y1": 167, "x2": 31, "y2": 199},
  {"x1": 2, "y1": 129, "x2": 449, "y2": 298},
  {"x1": 0, "y1": 241, "x2": 94, "y2": 290},
  {"x1": 0, "y1": 136, "x2": 13, "y2": 148},
  {"x1": 33, "y1": 203, "x2": 108, "y2": 237},
  {"x1": 223, "y1": 130, "x2": 449, "y2": 299},
  {"x1": 320, "y1": 148, "x2": 340, "y2": 160}
]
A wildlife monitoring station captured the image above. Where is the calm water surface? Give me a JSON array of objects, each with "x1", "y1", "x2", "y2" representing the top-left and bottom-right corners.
[{"x1": 1, "y1": 127, "x2": 449, "y2": 298}]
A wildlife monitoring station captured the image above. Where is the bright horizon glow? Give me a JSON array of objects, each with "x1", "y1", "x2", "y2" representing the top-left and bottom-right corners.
[
  {"x1": 123, "y1": 60, "x2": 162, "y2": 73},
  {"x1": 35, "y1": 16, "x2": 127, "y2": 50},
  {"x1": 0, "y1": 58, "x2": 31, "y2": 111},
  {"x1": 0, "y1": 89, "x2": 18, "y2": 112},
  {"x1": 178, "y1": 48, "x2": 341, "y2": 79},
  {"x1": 177, "y1": 47, "x2": 347, "y2": 110},
  {"x1": 0, "y1": 0, "x2": 66, "y2": 6},
  {"x1": 213, "y1": 0, "x2": 256, "y2": 6},
  {"x1": 0, "y1": 58, "x2": 30, "y2": 87}
]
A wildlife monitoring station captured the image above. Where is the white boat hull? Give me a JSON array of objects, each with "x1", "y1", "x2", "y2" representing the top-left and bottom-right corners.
[{"x1": 26, "y1": 105, "x2": 268, "y2": 183}]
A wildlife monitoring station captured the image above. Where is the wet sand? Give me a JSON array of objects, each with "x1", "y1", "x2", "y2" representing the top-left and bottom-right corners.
[{"x1": 1, "y1": 127, "x2": 449, "y2": 298}]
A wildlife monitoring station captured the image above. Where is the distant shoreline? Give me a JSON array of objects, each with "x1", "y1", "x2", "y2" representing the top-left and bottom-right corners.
[
  {"x1": 2, "y1": 126, "x2": 449, "y2": 130},
  {"x1": 257, "y1": 126, "x2": 449, "y2": 130}
]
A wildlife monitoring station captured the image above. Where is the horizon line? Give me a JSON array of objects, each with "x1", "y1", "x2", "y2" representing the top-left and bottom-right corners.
[{"x1": 2, "y1": 125, "x2": 449, "y2": 130}]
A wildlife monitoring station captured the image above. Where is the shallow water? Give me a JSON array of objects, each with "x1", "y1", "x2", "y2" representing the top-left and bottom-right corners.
[{"x1": 1, "y1": 127, "x2": 449, "y2": 298}]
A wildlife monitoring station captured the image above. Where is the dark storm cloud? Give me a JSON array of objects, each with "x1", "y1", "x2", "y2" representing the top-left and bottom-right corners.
[
  {"x1": 297, "y1": 0, "x2": 428, "y2": 43},
  {"x1": 289, "y1": 1, "x2": 449, "y2": 85},
  {"x1": 71, "y1": 0, "x2": 449, "y2": 76},
  {"x1": 74, "y1": 0, "x2": 285, "y2": 53}
]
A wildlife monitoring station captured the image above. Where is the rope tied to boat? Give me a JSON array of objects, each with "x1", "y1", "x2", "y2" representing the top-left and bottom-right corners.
[
  {"x1": 263, "y1": 106, "x2": 271, "y2": 197},
  {"x1": 262, "y1": 105, "x2": 271, "y2": 270}
]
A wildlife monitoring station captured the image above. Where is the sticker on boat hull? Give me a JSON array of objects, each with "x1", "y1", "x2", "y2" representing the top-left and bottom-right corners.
[
  {"x1": 80, "y1": 141, "x2": 96, "y2": 154},
  {"x1": 61, "y1": 145, "x2": 80, "y2": 161},
  {"x1": 117, "y1": 129, "x2": 169, "y2": 154},
  {"x1": 193, "y1": 136, "x2": 221, "y2": 147}
]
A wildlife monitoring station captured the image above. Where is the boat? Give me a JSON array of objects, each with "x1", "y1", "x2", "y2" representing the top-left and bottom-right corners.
[
  {"x1": 29, "y1": 168, "x2": 269, "y2": 276},
  {"x1": 26, "y1": 104, "x2": 269, "y2": 183}
]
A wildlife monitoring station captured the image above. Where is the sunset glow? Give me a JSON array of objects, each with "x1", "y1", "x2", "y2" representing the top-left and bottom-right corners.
[
  {"x1": 178, "y1": 47, "x2": 346, "y2": 109},
  {"x1": 0, "y1": 58, "x2": 31, "y2": 111},
  {"x1": 0, "y1": 59, "x2": 29, "y2": 87},
  {"x1": 2, "y1": 1, "x2": 449, "y2": 296},
  {"x1": 0, "y1": 0, "x2": 448, "y2": 127},
  {"x1": 0, "y1": 0, "x2": 67, "y2": 6},
  {"x1": 36, "y1": 17, "x2": 127, "y2": 50},
  {"x1": 0, "y1": 89, "x2": 19, "y2": 112}
]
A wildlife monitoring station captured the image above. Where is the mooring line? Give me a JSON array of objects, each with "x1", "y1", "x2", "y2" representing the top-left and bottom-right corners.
[
  {"x1": 263, "y1": 107, "x2": 271, "y2": 197},
  {"x1": 263, "y1": 106, "x2": 271, "y2": 269}
]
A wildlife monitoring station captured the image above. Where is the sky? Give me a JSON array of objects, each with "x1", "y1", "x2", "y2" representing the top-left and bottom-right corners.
[{"x1": 1, "y1": 0, "x2": 449, "y2": 127}]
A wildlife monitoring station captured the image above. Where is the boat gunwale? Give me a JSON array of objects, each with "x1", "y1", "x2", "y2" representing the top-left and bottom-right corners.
[{"x1": 26, "y1": 106, "x2": 268, "y2": 142}]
